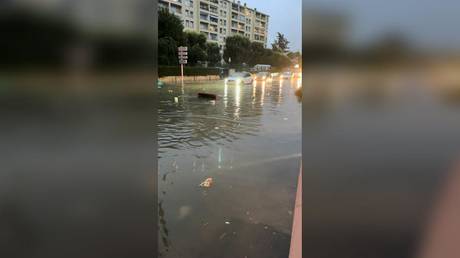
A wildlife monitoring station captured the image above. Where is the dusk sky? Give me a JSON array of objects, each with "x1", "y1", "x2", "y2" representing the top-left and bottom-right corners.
[
  {"x1": 244, "y1": 0, "x2": 301, "y2": 52},
  {"x1": 304, "y1": 0, "x2": 460, "y2": 50},
  {"x1": 243, "y1": 0, "x2": 460, "y2": 52}
]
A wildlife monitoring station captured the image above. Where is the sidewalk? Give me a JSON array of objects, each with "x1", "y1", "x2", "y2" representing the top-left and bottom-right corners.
[{"x1": 289, "y1": 165, "x2": 302, "y2": 258}]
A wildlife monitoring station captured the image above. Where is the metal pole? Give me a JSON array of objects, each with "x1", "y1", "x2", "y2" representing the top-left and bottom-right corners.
[{"x1": 181, "y1": 64, "x2": 184, "y2": 85}]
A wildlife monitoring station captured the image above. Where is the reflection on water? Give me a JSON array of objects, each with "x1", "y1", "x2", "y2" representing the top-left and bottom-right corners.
[
  {"x1": 302, "y1": 70, "x2": 460, "y2": 258},
  {"x1": 158, "y1": 79, "x2": 301, "y2": 258}
]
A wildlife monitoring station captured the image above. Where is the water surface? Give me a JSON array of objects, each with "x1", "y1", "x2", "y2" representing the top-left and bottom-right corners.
[{"x1": 158, "y1": 79, "x2": 302, "y2": 258}]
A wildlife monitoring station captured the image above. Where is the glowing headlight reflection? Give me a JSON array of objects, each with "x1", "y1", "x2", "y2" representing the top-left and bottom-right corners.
[{"x1": 235, "y1": 83, "x2": 241, "y2": 107}]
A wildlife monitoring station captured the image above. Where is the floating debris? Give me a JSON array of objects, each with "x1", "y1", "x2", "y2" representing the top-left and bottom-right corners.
[
  {"x1": 199, "y1": 177, "x2": 213, "y2": 188},
  {"x1": 219, "y1": 232, "x2": 227, "y2": 240},
  {"x1": 174, "y1": 97, "x2": 179, "y2": 103},
  {"x1": 225, "y1": 221, "x2": 231, "y2": 225},
  {"x1": 198, "y1": 92, "x2": 217, "y2": 100}
]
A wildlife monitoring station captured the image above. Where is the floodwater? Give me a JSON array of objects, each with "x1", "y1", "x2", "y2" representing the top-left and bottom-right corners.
[
  {"x1": 302, "y1": 72, "x2": 460, "y2": 258},
  {"x1": 158, "y1": 78, "x2": 302, "y2": 258}
]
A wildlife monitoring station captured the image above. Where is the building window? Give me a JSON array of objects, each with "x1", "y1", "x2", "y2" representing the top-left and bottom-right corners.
[
  {"x1": 170, "y1": 5, "x2": 182, "y2": 15},
  {"x1": 185, "y1": 0, "x2": 193, "y2": 8},
  {"x1": 200, "y1": 2, "x2": 209, "y2": 11},
  {"x1": 210, "y1": 33, "x2": 218, "y2": 41},
  {"x1": 200, "y1": 12, "x2": 208, "y2": 21},
  {"x1": 210, "y1": 16, "x2": 218, "y2": 23},
  {"x1": 210, "y1": 6, "x2": 218, "y2": 14},
  {"x1": 200, "y1": 22, "x2": 208, "y2": 30}
]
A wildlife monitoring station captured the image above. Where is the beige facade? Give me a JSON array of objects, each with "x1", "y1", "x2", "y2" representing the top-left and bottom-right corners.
[{"x1": 159, "y1": 0, "x2": 269, "y2": 50}]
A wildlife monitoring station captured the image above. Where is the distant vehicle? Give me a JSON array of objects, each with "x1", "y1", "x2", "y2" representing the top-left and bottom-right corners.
[
  {"x1": 225, "y1": 72, "x2": 253, "y2": 84},
  {"x1": 270, "y1": 72, "x2": 280, "y2": 79},
  {"x1": 255, "y1": 72, "x2": 270, "y2": 81},
  {"x1": 253, "y1": 64, "x2": 271, "y2": 72},
  {"x1": 281, "y1": 71, "x2": 292, "y2": 79}
]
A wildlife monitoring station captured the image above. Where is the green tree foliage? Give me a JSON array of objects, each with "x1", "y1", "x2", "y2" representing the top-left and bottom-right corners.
[
  {"x1": 222, "y1": 35, "x2": 292, "y2": 68},
  {"x1": 188, "y1": 45, "x2": 207, "y2": 66},
  {"x1": 269, "y1": 51, "x2": 292, "y2": 67},
  {"x1": 158, "y1": 9, "x2": 184, "y2": 45},
  {"x1": 185, "y1": 32, "x2": 207, "y2": 65},
  {"x1": 287, "y1": 51, "x2": 302, "y2": 65},
  {"x1": 223, "y1": 35, "x2": 251, "y2": 65},
  {"x1": 248, "y1": 42, "x2": 266, "y2": 66},
  {"x1": 158, "y1": 37, "x2": 178, "y2": 65},
  {"x1": 271, "y1": 32, "x2": 290, "y2": 53},
  {"x1": 206, "y1": 42, "x2": 221, "y2": 66},
  {"x1": 185, "y1": 31, "x2": 207, "y2": 49}
]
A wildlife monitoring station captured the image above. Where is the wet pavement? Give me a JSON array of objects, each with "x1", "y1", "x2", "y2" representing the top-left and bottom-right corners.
[{"x1": 158, "y1": 78, "x2": 302, "y2": 258}]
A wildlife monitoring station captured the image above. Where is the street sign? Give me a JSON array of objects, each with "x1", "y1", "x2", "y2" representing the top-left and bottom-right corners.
[{"x1": 178, "y1": 46, "x2": 188, "y2": 85}]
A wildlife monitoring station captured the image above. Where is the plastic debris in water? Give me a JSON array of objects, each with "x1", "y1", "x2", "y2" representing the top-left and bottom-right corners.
[
  {"x1": 174, "y1": 97, "x2": 179, "y2": 103},
  {"x1": 199, "y1": 177, "x2": 213, "y2": 188}
]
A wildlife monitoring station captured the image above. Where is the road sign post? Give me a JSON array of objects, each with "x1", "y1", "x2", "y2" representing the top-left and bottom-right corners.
[{"x1": 178, "y1": 46, "x2": 188, "y2": 85}]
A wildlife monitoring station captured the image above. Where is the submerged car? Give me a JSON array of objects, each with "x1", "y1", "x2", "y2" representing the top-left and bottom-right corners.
[
  {"x1": 225, "y1": 72, "x2": 253, "y2": 84},
  {"x1": 255, "y1": 72, "x2": 270, "y2": 81}
]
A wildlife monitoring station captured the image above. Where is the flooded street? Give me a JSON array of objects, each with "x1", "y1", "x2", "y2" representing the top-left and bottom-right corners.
[{"x1": 158, "y1": 78, "x2": 302, "y2": 258}]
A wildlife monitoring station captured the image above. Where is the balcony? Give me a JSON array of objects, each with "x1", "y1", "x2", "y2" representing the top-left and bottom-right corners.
[
  {"x1": 209, "y1": 16, "x2": 218, "y2": 23},
  {"x1": 210, "y1": 6, "x2": 218, "y2": 14},
  {"x1": 209, "y1": 24, "x2": 218, "y2": 32},
  {"x1": 200, "y1": 12, "x2": 209, "y2": 21},
  {"x1": 209, "y1": 33, "x2": 218, "y2": 41},
  {"x1": 200, "y1": 3, "x2": 209, "y2": 11}
]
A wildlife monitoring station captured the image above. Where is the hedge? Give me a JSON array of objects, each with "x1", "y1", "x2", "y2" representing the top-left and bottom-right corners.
[{"x1": 159, "y1": 66, "x2": 221, "y2": 77}]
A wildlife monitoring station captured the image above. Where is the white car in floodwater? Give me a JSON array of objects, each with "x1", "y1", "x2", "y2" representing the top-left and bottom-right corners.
[{"x1": 225, "y1": 72, "x2": 253, "y2": 85}]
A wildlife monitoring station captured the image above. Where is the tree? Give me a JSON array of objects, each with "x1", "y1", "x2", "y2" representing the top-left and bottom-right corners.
[
  {"x1": 223, "y1": 35, "x2": 251, "y2": 66},
  {"x1": 158, "y1": 37, "x2": 178, "y2": 65},
  {"x1": 184, "y1": 32, "x2": 207, "y2": 65},
  {"x1": 185, "y1": 31, "x2": 207, "y2": 50},
  {"x1": 271, "y1": 32, "x2": 290, "y2": 53},
  {"x1": 206, "y1": 42, "x2": 221, "y2": 66},
  {"x1": 248, "y1": 42, "x2": 266, "y2": 66},
  {"x1": 287, "y1": 51, "x2": 302, "y2": 65},
  {"x1": 158, "y1": 9, "x2": 184, "y2": 45},
  {"x1": 266, "y1": 51, "x2": 292, "y2": 67},
  {"x1": 188, "y1": 45, "x2": 207, "y2": 66}
]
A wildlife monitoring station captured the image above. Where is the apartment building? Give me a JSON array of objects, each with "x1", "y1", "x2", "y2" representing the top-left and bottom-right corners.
[{"x1": 159, "y1": 0, "x2": 269, "y2": 50}]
